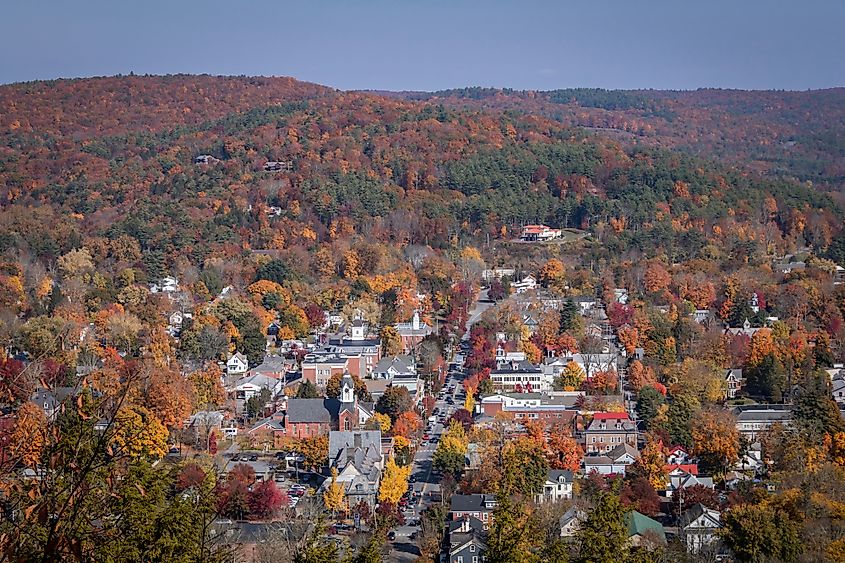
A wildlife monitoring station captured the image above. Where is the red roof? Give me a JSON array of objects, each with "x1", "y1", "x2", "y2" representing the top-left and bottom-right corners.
[
  {"x1": 592, "y1": 412, "x2": 629, "y2": 421},
  {"x1": 665, "y1": 463, "x2": 698, "y2": 475}
]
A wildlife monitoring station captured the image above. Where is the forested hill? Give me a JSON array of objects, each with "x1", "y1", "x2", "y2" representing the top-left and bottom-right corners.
[
  {"x1": 387, "y1": 86, "x2": 845, "y2": 193},
  {"x1": 0, "y1": 75, "x2": 842, "y2": 283}
]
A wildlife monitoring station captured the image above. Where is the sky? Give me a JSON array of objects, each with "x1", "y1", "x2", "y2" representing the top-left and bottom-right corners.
[{"x1": 2, "y1": 0, "x2": 844, "y2": 91}]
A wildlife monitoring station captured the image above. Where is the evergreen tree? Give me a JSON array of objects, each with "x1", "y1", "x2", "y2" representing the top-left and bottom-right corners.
[
  {"x1": 559, "y1": 299, "x2": 578, "y2": 332},
  {"x1": 575, "y1": 487, "x2": 629, "y2": 563}
]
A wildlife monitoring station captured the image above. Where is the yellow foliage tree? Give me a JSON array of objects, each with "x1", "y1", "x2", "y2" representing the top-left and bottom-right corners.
[
  {"x1": 371, "y1": 412, "x2": 392, "y2": 433},
  {"x1": 379, "y1": 458, "x2": 412, "y2": 505},
  {"x1": 691, "y1": 409, "x2": 740, "y2": 472},
  {"x1": 557, "y1": 361, "x2": 586, "y2": 390},
  {"x1": 10, "y1": 401, "x2": 47, "y2": 468},
  {"x1": 464, "y1": 393, "x2": 476, "y2": 413},
  {"x1": 323, "y1": 467, "x2": 347, "y2": 515},
  {"x1": 631, "y1": 439, "x2": 668, "y2": 490},
  {"x1": 113, "y1": 405, "x2": 169, "y2": 460}
]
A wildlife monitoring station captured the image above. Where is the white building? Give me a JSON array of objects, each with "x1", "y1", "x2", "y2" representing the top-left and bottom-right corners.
[{"x1": 227, "y1": 353, "x2": 249, "y2": 376}]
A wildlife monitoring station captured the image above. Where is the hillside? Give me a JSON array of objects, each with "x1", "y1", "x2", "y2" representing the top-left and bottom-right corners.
[
  {"x1": 0, "y1": 75, "x2": 841, "y2": 283},
  {"x1": 389, "y1": 86, "x2": 845, "y2": 193}
]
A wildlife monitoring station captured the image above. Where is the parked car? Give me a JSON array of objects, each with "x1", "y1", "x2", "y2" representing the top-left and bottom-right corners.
[
  {"x1": 231, "y1": 454, "x2": 240, "y2": 461},
  {"x1": 248, "y1": 454, "x2": 259, "y2": 462}
]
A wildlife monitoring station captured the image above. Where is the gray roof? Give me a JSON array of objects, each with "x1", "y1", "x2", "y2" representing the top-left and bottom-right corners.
[
  {"x1": 607, "y1": 443, "x2": 639, "y2": 461},
  {"x1": 329, "y1": 430, "x2": 382, "y2": 473},
  {"x1": 491, "y1": 360, "x2": 541, "y2": 374},
  {"x1": 733, "y1": 404, "x2": 794, "y2": 422},
  {"x1": 373, "y1": 355, "x2": 415, "y2": 375},
  {"x1": 547, "y1": 470, "x2": 574, "y2": 483},
  {"x1": 286, "y1": 398, "x2": 339, "y2": 424},
  {"x1": 451, "y1": 494, "x2": 497, "y2": 513}
]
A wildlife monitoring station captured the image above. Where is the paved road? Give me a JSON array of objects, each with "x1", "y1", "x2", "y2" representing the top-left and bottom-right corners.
[{"x1": 387, "y1": 288, "x2": 485, "y2": 561}]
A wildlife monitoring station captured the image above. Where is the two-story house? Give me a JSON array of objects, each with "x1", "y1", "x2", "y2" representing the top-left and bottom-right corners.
[
  {"x1": 451, "y1": 494, "x2": 498, "y2": 530},
  {"x1": 448, "y1": 516, "x2": 487, "y2": 563},
  {"x1": 535, "y1": 470, "x2": 574, "y2": 503},
  {"x1": 583, "y1": 412, "x2": 637, "y2": 454}
]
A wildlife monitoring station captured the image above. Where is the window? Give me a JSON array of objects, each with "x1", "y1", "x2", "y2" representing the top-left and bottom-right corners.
[
  {"x1": 457, "y1": 558, "x2": 463, "y2": 563},
  {"x1": 473, "y1": 557, "x2": 478, "y2": 563},
  {"x1": 470, "y1": 545, "x2": 476, "y2": 552}
]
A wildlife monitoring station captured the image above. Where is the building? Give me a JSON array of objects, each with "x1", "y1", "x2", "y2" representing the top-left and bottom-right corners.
[
  {"x1": 520, "y1": 224, "x2": 561, "y2": 242},
  {"x1": 394, "y1": 311, "x2": 433, "y2": 353},
  {"x1": 559, "y1": 506, "x2": 587, "y2": 538},
  {"x1": 448, "y1": 516, "x2": 487, "y2": 563},
  {"x1": 232, "y1": 373, "x2": 282, "y2": 401},
  {"x1": 510, "y1": 275, "x2": 537, "y2": 294},
  {"x1": 536, "y1": 470, "x2": 574, "y2": 503},
  {"x1": 325, "y1": 430, "x2": 384, "y2": 508},
  {"x1": 725, "y1": 369, "x2": 744, "y2": 399},
  {"x1": 284, "y1": 375, "x2": 374, "y2": 437},
  {"x1": 666, "y1": 469, "x2": 715, "y2": 498},
  {"x1": 490, "y1": 361, "x2": 547, "y2": 392},
  {"x1": 477, "y1": 393, "x2": 578, "y2": 427},
  {"x1": 733, "y1": 404, "x2": 793, "y2": 441},
  {"x1": 679, "y1": 504, "x2": 722, "y2": 555},
  {"x1": 249, "y1": 355, "x2": 291, "y2": 379},
  {"x1": 327, "y1": 322, "x2": 381, "y2": 377},
  {"x1": 372, "y1": 355, "x2": 416, "y2": 379},
  {"x1": 301, "y1": 352, "x2": 348, "y2": 388},
  {"x1": 450, "y1": 494, "x2": 498, "y2": 529},
  {"x1": 227, "y1": 353, "x2": 249, "y2": 376},
  {"x1": 583, "y1": 443, "x2": 639, "y2": 476},
  {"x1": 625, "y1": 511, "x2": 666, "y2": 548},
  {"x1": 583, "y1": 412, "x2": 637, "y2": 454}
]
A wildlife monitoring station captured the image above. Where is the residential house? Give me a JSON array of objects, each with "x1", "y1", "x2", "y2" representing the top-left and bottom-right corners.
[
  {"x1": 571, "y1": 295, "x2": 598, "y2": 313},
  {"x1": 522, "y1": 314, "x2": 540, "y2": 335},
  {"x1": 233, "y1": 373, "x2": 282, "y2": 401},
  {"x1": 394, "y1": 311, "x2": 433, "y2": 353},
  {"x1": 448, "y1": 517, "x2": 487, "y2": 563},
  {"x1": 482, "y1": 268, "x2": 516, "y2": 282},
  {"x1": 536, "y1": 470, "x2": 574, "y2": 503},
  {"x1": 30, "y1": 387, "x2": 75, "y2": 421},
  {"x1": 372, "y1": 355, "x2": 416, "y2": 379},
  {"x1": 324, "y1": 430, "x2": 384, "y2": 508},
  {"x1": 666, "y1": 445, "x2": 690, "y2": 465},
  {"x1": 250, "y1": 355, "x2": 293, "y2": 379},
  {"x1": 666, "y1": 469, "x2": 715, "y2": 498},
  {"x1": 626, "y1": 511, "x2": 666, "y2": 548},
  {"x1": 724, "y1": 318, "x2": 764, "y2": 338},
  {"x1": 583, "y1": 412, "x2": 637, "y2": 454},
  {"x1": 679, "y1": 504, "x2": 722, "y2": 555},
  {"x1": 511, "y1": 275, "x2": 538, "y2": 294},
  {"x1": 451, "y1": 494, "x2": 498, "y2": 529},
  {"x1": 832, "y1": 374, "x2": 845, "y2": 405},
  {"x1": 520, "y1": 224, "x2": 561, "y2": 242},
  {"x1": 227, "y1": 353, "x2": 249, "y2": 376},
  {"x1": 150, "y1": 276, "x2": 179, "y2": 294},
  {"x1": 733, "y1": 404, "x2": 793, "y2": 441},
  {"x1": 725, "y1": 369, "x2": 744, "y2": 399},
  {"x1": 583, "y1": 443, "x2": 639, "y2": 476},
  {"x1": 490, "y1": 361, "x2": 547, "y2": 392},
  {"x1": 559, "y1": 506, "x2": 587, "y2": 538}
]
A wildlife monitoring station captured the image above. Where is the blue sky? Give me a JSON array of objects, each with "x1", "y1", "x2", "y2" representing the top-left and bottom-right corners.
[{"x1": 2, "y1": 0, "x2": 843, "y2": 90}]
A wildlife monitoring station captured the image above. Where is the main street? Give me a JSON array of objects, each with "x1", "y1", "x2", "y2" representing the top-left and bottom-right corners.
[{"x1": 387, "y1": 286, "x2": 488, "y2": 561}]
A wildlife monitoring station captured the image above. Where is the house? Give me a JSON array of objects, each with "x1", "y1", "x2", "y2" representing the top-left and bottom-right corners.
[
  {"x1": 30, "y1": 387, "x2": 75, "y2": 421},
  {"x1": 666, "y1": 469, "x2": 715, "y2": 498},
  {"x1": 495, "y1": 346, "x2": 526, "y2": 366},
  {"x1": 559, "y1": 506, "x2": 587, "y2": 538},
  {"x1": 194, "y1": 154, "x2": 216, "y2": 164},
  {"x1": 490, "y1": 361, "x2": 547, "y2": 392},
  {"x1": 536, "y1": 470, "x2": 574, "y2": 503},
  {"x1": 583, "y1": 443, "x2": 639, "y2": 476},
  {"x1": 679, "y1": 504, "x2": 722, "y2": 555},
  {"x1": 724, "y1": 318, "x2": 764, "y2": 338},
  {"x1": 614, "y1": 288, "x2": 629, "y2": 304},
  {"x1": 301, "y1": 352, "x2": 348, "y2": 388},
  {"x1": 725, "y1": 369, "x2": 744, "y2": 399},
  {"x1": 372, "y1": 355, "x2": 416, "y2": 379},
  {"x1": 571, "y1": 295, "x2": 598, "y2": 313},
  {"x1": 150, "y1": 276, "x2": 179, "y2": 294},
  {"x1": 233, "y1": 373, "x2": 281, "y2": 401},
  {"x1": 324, "y1": 430, "x2": 384, "y2": 508},
  {"x1": 482, "y1": 268, "x2": 516, "y2": 282},
  {"x1": 625, "y1": 511, "x2": 666, "y2": 548},
  {"x1": 666, "y1": 445, "x2": 690, "y2": 465},
  {"x1": 583, "y1": 413, "x2": 637, "y2": 454},
  {"x1": 451, "y1": 494, "x2": 498, "y2": 529},
  {"x1": 511, "y1": 275, "x2": 537, "y2": 294},
  {"x1": 263, "y1": 160, "x2": 292, "y2": 172},
  {"x1": 448, "y1": 516, "x2": 487, "y2": 563},
  {"x1": 832, "y1": 375, "x2": 845, "y2": 404},
  {"x1": 735, "y1": 442, "x2": 764, "y2": 472},
  {"x1": 250, "y1": 355, "x2": 291, "y2": 379},
  {"x1": 393, "y1": 311, "x2": 433, "y2": 353},
  {"x1": 522, "y1": 314, "x2": 540, "y2": 334},
  {"x1": 227, "y1": 353, "x2": 249, "y2": 376},
  {"x1": 733, "y1": 404, "x2": 793, "y2": 441},
  {"x1": 520, "y1": 224, "x2": 561, "y2": 242}
]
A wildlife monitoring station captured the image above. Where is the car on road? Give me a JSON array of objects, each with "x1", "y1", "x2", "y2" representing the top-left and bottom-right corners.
[
  {"x1": 387, "y1": 531, "x2": 396, "y2": 541},
  {"x1": 231, "y1": 454, "x2": 240, "y2": 461}
]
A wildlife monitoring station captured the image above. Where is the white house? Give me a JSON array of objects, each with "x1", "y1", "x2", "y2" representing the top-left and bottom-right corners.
[
  {"x1": 536, "y1": 470, "x2": 574, "y2": 503},
  {"x1": 583, "y1": 443, "x2": 639, "y2": 476},
  {"x1": 233, "y1": 373, "x2": 281, "y2": 400},
  {"x1": 150, "y1": 276, "x2": 179, "y2": 294},
  {"x1": 511, "y1": 275, "x2": 537, "y2": 294},
  {"x1": 680, "y1": 504, "x2": 722, "y2": 555},
  {"x1": 227, "y1": 353, "x2": 249, "y2": 376}
]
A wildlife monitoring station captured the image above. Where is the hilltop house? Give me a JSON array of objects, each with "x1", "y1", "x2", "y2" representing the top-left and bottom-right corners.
[
  {"x1": 451, "y1": 494, "x2": 498, "y2": 530},
  {"x1": 583, "y1": 443, "x2": 639, "y2": 476},
  {"x1": 520, "y1": 224, "x2": 561, "y2": 242},
  {"x1": 448, "y1": 517, "x2": 487, "y2": 563},
  {"x1": 324, "y1": 430, "x2": 383, "y2": 508}
]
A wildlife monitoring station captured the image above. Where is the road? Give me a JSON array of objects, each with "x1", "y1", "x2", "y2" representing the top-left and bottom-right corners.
[{"x1": 387, "y1": 287, "x2": 486, "y2": 561}]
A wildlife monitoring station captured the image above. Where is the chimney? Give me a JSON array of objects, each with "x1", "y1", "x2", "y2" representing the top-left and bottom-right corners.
[
  {"x1": 412, "y1": 310, "x2": 420, "y2": 331},
  {"x1": 461, "y1": 516, "x2": 470, "y2": 533}
]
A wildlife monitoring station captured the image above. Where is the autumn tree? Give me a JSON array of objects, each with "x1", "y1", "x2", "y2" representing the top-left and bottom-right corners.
[
  {"x1": 501, "y1": 437, "x2": 549, "y2": 497},
  {"x1": 9, "y1": 401, "x2": 47, "y2": 468},
  {"x1": 720, "y1": 504, "x2": 802, "y2": 563},
  {"x1": 323, "y1": 467, "x2": 347, "y2": 517},
  {"x1": 555, "y1": 361, "x2": 586, "y2": 391},
  {"x1": 433, "y1": 420, "x2": 469, "y2": 476},
  {"x1": 627, "y1": 439, "x2": 667, "y2": 490},
  {"x1": 576, "y1": 486, "x2": 629, "y2": 563},
  {"x1": 248, "y1": 479, "x2": 288, "y2": 519},
  {"x1": 380, "y1": 325, "x2": 403, "y2": 357},
  {"x1": 379, "y1": 458, "x2": 412, "y2": 505},
  {"x1": 691, "y1": 409, "x2": 740, "y2": 474}
]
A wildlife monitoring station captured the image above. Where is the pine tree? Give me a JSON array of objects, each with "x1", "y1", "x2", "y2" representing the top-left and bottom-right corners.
[{"x1": 575, "y1": 488, "x2": 629, "y2": 563}]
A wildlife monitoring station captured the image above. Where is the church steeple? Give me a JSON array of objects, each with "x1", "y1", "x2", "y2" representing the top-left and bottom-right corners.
[{"x1": 341, "y1": 372, "x2": 355, "y2": 404}]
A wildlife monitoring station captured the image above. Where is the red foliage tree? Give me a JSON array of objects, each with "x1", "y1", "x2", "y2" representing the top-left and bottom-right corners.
[{"x1": 248, "y1": 479, "x2": 289, "y2": 519}]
